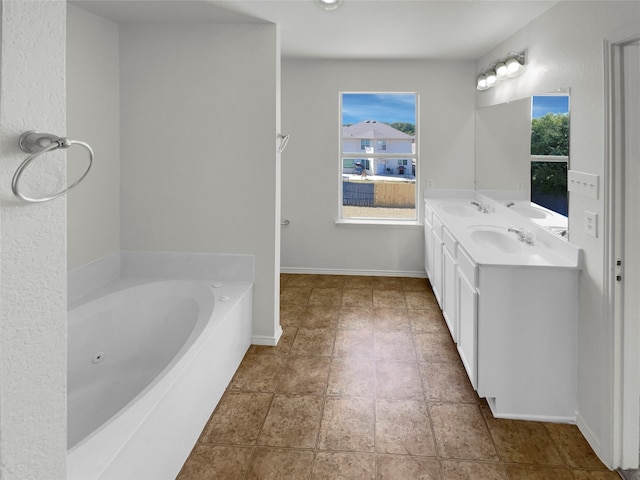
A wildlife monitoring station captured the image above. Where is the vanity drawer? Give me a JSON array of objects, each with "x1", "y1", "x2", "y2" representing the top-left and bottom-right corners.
[
  {"x1": 457, "y1": 245, "x2": 477, "y2": 287},
  {"x1": 442, "y1": 226, "x2": 457, "y2": 256}
]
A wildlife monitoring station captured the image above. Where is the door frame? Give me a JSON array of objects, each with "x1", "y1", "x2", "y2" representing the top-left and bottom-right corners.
[{"x1": 605, "y1": 26, "x2": 640, "y2": 470}]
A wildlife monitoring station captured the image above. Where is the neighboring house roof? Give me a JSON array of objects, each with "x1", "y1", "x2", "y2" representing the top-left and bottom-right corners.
[{"x1": 342, "y1": 120, "x2": 414, "y2": 140}]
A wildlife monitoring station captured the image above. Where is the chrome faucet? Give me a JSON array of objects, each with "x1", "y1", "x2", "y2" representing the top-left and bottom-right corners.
[
  {"x1": 508, "y1": 227, "x2": 534, "y2": 245},
  {"x1": 470, "y1": 201, "x2": 489, "y2": 213}
]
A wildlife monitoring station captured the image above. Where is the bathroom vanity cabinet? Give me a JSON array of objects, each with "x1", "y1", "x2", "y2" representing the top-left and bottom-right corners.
[{"x1": 424, "y1": 194, "x2": 581, "y2": 422}]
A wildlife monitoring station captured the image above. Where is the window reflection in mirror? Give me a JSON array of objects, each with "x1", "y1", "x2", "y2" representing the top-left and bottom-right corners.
[{"x1": 530, "y1": 95, "x2": 569, "y2": 216}]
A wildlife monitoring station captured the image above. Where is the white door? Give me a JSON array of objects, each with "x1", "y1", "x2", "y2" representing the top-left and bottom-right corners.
[
  {"x1": 608, "y1": 32, "x2": 640, "y2": 471},
  {"x1": 621, "y1": 39, "x2": 640, "y2": 471}
]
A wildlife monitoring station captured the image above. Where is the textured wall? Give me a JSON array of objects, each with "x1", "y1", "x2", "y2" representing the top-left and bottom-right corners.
[{"x1": 0, "y1": 1, "x2": 67, "y2": 478}]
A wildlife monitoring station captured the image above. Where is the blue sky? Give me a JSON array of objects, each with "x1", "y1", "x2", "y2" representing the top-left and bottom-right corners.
[
  {"x1": 342, "y1": 93, "x2": 417, "y2": 125},
  {"x1": 532, "y1": 95, "x2": 569, "y2": 118}
]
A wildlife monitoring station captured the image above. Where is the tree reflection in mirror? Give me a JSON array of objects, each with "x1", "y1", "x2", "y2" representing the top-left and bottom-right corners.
[{"x1": 530, "y1": 95, "x2": 569, "y2": 216}]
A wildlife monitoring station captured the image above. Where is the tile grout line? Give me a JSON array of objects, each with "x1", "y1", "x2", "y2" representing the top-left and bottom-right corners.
[
  {"x1": 408, "y1": 292, "x2": 446, "y2": 477},
  {"x1": 182, "y1": 275, "x2": 615, "y2": 478}
]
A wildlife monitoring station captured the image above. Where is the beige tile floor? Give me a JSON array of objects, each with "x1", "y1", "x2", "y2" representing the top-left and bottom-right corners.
[{"x1": 177, "y1": 274, "x2": 619, "y2": 480}]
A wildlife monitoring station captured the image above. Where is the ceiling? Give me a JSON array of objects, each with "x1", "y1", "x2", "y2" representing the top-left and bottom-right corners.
[{"x1": 72, "y1": 0, "x2": 559, "y2": 60}]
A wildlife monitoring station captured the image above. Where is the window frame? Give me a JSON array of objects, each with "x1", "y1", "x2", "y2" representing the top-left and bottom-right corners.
[{"x1": 338, "y1": 92, "x2": 420, "y2": 225}]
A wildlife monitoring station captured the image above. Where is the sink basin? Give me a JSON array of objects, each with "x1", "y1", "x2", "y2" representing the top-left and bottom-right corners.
[
  {"x1": 467, "y1": 226, "x2": 522, "y2": 254},
  {"x1": 510, "y1": 205, "x2": 549, "y2": 219},
  {"x1": 439, "y1": 203, "x2": 480, "y2": 217}
]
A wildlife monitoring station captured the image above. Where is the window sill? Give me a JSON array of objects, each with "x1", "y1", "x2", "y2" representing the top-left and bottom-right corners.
[
  {"x1": 335, "y1": 218, "x2": 423, "y2": 228},
  {"x1": 531, "y1": 155, "x2": 569, "y2": 161}
]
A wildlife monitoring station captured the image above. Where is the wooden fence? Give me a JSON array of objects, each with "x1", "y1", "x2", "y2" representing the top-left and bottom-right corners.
[
  {"x1": 373, "y1": 182, "x2": 415, "y2": 208},
  {"x1": 343, "y1": 181, "x2": 415, "y2": 208},
  {"x1": 343, "y1": 182, "x2": 374, "y2": 206}
]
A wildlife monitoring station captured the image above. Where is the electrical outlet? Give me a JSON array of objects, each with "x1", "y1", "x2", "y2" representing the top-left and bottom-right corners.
[
  {"x1": 584, "y1": 211, "x2": 598, "y2": 237},
  {"x1": 427, "y1": 179, "x2": 434, "y2": 188},
  {"x1": 516, "y1": 180, "x2": 524, "y2": 190}
]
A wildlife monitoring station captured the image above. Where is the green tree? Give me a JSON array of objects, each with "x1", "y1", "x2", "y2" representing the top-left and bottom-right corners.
[
  {"x1": 388, "y1": 122, "x2": 415, "y2": 136},
  {"x1": 531, "y1": 113, "x2": 569, "y2": 156},
  {"x1": 531, "y1": 161, "x2": 567, "y2": 195}
]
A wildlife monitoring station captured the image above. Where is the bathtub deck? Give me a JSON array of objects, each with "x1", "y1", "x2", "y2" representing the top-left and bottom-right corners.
[{"x1": 68, "y1": 278, "x2": 253, "y2": 480}]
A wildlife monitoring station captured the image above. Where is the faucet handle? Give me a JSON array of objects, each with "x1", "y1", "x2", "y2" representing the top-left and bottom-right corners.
[
  {"x1": 470, "y1": 201, "x2": 490, "y2": 213},
  {"x1": 524, "y1": 230, "x2": 535, "y2": 245},
  {"x1": 508, "y1": 227, "x2": 535, "y2": 244}
]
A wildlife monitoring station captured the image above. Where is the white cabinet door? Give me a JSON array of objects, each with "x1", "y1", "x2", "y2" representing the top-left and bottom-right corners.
[
  {"x1": 432, "y1": 229, "x2": 443, "y2": 308},
  {"x1": 457, "y1": 269, "x2": 478, "y2": 389},
  {"x1": 442, "y1": 246, "x2": 457, "y2": 342}
]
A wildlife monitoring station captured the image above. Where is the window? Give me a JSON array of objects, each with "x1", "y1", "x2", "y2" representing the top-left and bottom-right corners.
[
  {"x1": 340, "y1": 93, "x2": 418, "y2": 221},
  {"x1": 342, "y1": 159, "x2": 371, "y2": 171},
  {"x1": 530, "y1": 94, "x2": 569, "y2": 216}
]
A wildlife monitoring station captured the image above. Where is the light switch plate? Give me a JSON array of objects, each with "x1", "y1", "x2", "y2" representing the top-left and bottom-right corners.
[
  {"x1": 584, "y1": 211, "x2": 598, "y2": 237},
  {"x1": 568, "y1": 170, "x2": 599, "y2": 199}
]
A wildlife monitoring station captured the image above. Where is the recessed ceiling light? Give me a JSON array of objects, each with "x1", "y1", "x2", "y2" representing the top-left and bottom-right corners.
[{"x1": 317, "y1": 0, "x2": 342, "y2": 11}]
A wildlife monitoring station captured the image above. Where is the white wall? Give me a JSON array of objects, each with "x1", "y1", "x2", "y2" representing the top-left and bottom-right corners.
[
  {"x1": 475, "y1": 1, "x2": 640, "y2": 467},
  {"x1": 475, "y1": 98, "x2": 531, "y2": 193},
  {"x1": 0, "y1": 1, "x2": 67, "y2": 477},
  {"x1": 67, "y1": 5, "x2": 120, "y2": 270},
  {"x1": 281, "y1": 59, "x2": 475, "y2": 275},
  {"x1": 119, "y1": 23, "x2": 281, "y2": 343}
]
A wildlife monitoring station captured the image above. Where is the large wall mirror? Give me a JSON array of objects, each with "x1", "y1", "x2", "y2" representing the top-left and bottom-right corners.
[{"x1": 475, "y1": 89, "x2": 570, "y2": 236}]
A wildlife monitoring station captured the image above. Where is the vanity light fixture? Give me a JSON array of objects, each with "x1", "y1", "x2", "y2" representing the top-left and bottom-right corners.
[
  {"x1": 495, "y1": 61, "x2": 508, "y2": 78},
  {"x1": 505, "y1": 55, "x2": 525, "y2": 77},
  {"x1": 476, "y1": 51, "x2": 527, "y2": 91},
  {"x1": 317, "y1": 0, "x2": 342, "y2": 11},
  {"x1": 485, "y1": 69, "x2": 498, "y2": 87},
  {"x1": 476, "y1": 74, "x2": 489, "y2": 91}
]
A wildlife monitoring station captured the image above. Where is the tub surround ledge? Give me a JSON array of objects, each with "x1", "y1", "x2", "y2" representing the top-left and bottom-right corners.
[{"x1": 69, "y1": 251, "x2": 255, "y2": 306}]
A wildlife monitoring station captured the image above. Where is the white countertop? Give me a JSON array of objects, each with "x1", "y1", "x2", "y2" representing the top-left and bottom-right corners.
[{"x1": 425, "y1": 193, "x2": 581, "y2": 269}]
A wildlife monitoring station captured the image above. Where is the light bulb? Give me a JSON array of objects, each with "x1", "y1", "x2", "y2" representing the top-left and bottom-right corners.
[
  {"x1": 476, "y1": 75, "x2": 488, "y2": 91},
  {"x1": 496, "y1": 62, "x2": 508, "y2": 78},
  {"x1": 318, "y1": 0, "x2": 342, "y2": 10},
  {"x1": 506, "y1": 57, "x2": 523, "y2": 76},
  {"x1": 485, "y1": 70, "x2": 497, "y2": 86}
]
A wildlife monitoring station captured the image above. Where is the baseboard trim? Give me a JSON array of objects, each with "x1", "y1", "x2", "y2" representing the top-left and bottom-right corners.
[
  {"x1": 251, "y1": 325, "x2": 283, "y2": 346},
  {"x1": 280, "y1": 267, "x2": 427, "y2": 278},
  {"x1": 486, "y1": 397, "x2": 577, "y2": 424},
  {"x1": 577, "y1": 413, "x2": 611, "y2": 469}
]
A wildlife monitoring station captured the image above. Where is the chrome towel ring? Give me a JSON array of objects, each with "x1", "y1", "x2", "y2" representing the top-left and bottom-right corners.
[{"x1": 12, "y1": 130, "x2": 94, "y2": 203}]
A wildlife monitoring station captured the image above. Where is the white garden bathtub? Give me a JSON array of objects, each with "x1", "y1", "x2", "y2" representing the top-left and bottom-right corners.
[{"x1": 67, "y1": 279, "x2": 253, "y2": 480}]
